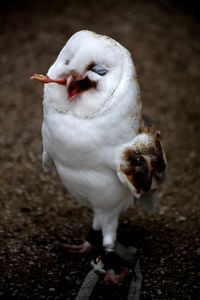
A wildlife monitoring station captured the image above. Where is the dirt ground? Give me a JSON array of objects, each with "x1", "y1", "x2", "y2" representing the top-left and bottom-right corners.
[{"x1": 0, "y1": 0, "x2": 199, "y2": 299}]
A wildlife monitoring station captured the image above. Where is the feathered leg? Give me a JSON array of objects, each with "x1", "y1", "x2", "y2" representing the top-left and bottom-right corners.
[{"x1": 99, "y1": 210, "x2": 130, "y2": 285}]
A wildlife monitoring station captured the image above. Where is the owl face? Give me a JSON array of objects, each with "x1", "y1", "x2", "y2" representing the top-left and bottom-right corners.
[{"x1": 45, "y1": 30, "x2": 138, "y2": 118}]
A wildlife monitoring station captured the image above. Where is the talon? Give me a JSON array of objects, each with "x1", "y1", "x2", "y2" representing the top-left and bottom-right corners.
[
  {"x1": 103, "y1": 267, "x2": 130, "y2": 285},
  {"x1": 55, "y1": 241, "x2": 95, "y2": 254},
  {"x1": 98, "y1": 251, "x2": 131, "y2": 285}
]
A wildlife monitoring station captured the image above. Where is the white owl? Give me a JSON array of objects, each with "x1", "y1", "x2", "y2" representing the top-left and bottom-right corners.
[{"x1": 31, "y1": 30, "x2": 166, "y2": 284}]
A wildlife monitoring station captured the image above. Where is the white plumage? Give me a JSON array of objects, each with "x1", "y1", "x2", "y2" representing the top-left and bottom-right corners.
[{"x1": 31, "y1": 30, "x2": 166, "y2": 279}]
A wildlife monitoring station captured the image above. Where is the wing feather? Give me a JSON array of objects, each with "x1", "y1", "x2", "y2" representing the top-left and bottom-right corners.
[{"x1": 116, "y1": 114, "x2": 167, "y2": 204}]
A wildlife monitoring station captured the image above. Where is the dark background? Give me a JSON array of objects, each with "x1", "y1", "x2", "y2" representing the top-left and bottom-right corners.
[{"x1": 0, "y1": 0, "x2": 199, "y2": 299}]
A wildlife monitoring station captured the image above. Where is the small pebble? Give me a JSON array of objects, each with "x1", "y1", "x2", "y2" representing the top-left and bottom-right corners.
[
  {"x1": 156, "y1": 288, "x2": 162, "y2": 295},
  {"x1": 177, "y1": 216, "x2": 186, "y2": 222}
]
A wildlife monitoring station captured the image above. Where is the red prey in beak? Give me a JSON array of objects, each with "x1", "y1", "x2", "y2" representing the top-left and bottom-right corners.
[
  {"x1": 30, "y1": 72, "x2": 96, "y2": 102},
  {"x1": 30, "y1": 74, "x2": 67, "y2": 85}
]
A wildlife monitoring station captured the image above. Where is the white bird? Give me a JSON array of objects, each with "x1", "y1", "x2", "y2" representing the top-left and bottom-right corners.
[{"x1": 31, "y1": 30, "x2": 166, "y2": 284}]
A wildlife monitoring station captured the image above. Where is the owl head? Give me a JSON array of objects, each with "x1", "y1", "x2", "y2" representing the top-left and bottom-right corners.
[{"x1": 32, "y1": 30, "x2": 140, "y2": 118}]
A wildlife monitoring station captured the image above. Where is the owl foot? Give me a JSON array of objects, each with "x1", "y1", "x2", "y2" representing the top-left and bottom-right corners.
[
  {"x1": 92, "y1": 251, "x2": 131, "y2": 285},
  {"x1": 55, "y1": 240, "x2": 95, "y2": 254},
  {"x1": 54, "y1": 228, "x2": 103, "y2": 254},
  {"x1": 103, "y1": 267, "x2": 130, "y2": 285},
  {"x1": 64, "y1": 241, "x2": 95, "y2": 253}
]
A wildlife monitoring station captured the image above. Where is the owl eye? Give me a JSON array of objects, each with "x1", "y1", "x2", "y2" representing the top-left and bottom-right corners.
[{"x1": 91, "y1": 64, "x2": 108, "y2": 76}]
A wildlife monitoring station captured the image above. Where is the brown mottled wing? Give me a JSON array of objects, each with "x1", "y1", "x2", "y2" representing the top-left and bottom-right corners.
[{"x1": 118, "y1": 113, "x2": 167, "y2": 196}]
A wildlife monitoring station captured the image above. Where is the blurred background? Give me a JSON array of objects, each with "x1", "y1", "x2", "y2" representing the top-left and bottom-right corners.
[{"x1": 0, "y1": 0, "x2": 199, "y2": 299}]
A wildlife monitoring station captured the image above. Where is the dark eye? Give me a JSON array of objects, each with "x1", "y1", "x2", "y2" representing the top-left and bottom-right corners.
[
  {"x1": 91, "y1": 64, "x2": 108, "y2": 76},
  {"x1": 65, "y1": 59, "x2": 70, "y2": 65}
]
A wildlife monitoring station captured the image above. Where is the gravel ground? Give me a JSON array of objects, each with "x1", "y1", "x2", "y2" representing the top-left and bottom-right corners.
[{"x1": 0, "y1": 1, "x2": 199, "y2": 299}]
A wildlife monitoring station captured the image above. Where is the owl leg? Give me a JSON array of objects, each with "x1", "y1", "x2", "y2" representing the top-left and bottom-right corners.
[{"x1": 100, "y1": 212, "x2": 130, "y2": 285}]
